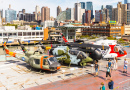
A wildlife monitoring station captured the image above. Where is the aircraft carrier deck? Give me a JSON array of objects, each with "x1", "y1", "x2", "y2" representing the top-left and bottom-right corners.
[{"x1": 0, "y1": 48, "x2": 130, "y2": 90}]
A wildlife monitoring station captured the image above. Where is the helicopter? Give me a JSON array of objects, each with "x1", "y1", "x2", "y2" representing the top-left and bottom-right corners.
[
  {"x1": 49, "y1": 46, "x2": 93, "y2": 66},
  {"x1": 3, "y1": 39, "x2": 61, "y2": 71},
  {"x1": 37, "y1": 41, "x2": 93, "y2": 66},
  {"x1": 50, "y1": 33, "x2": 110, "y2": 62}
]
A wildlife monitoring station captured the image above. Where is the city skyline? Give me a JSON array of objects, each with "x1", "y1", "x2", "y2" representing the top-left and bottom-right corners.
[{"x1": 0, "y1": 0, "x2": 124, "y2": 18}]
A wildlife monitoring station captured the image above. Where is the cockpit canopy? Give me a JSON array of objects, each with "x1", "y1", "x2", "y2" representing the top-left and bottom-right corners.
[
  {"x1": 47, "y1": 57, "x2": 58, "y2": 65},
  {"x1": 69, "y1": 50, "x2": 79, "y2": 55},
  {"x1": 114, "y1": 45, "x2": 124, "y2": 54},
  {"x1": 69, "y1": 49, "x2": 87, "y2": 59}
]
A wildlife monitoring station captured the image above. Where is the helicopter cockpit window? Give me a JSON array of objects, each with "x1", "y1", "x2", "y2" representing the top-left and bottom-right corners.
[
  {"x1": 114, "y1": 46, "x2": 124, "y2": 54},
  {"x1": 77, "y1": 52, "x2": 86, "y2": 59},
  {"x1": 43, "y1": 59, "x2": 48, "y2": 65},
  {"x1": 48, "y1": 57, "x2": 57, "y2": 65},
  {"x1": 34, "y1": 59, "x2": 40, "y2": 64},
  {"x1": 114, "y1": 47, "x2": 119, "y2": 52},
  {"x1": 69, "y1": 50, "x2": 79, "y2": 55}
]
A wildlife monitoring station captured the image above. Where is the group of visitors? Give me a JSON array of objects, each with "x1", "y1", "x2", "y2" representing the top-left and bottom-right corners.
[{"x1": 94, "y1": 57, "x2": 128, "y2": 90}]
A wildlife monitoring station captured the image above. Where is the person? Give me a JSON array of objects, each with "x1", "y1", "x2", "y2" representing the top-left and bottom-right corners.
[
  {"x1": 123, "y1": 58, "x2": 128, "y2": 73},
  {"x1": 108, "y1": 79, "x2": 114, "y2": 90},
  {"x1": 108, "y1": 60, "x2": 112, "y2": 68},
  {"x1": 106, "y1": 65, "x2": 111, "y2": 80},
  {"x1": 112, "y1": 57, "x2": 117, "y2": 70},
  {"x1": 95, "y1": 61, "x2": 99, "y2": 77},
  {"x1": 100, "y1": 82, "x2": 105, "y2": 90},
  {"x1": 115, "y1": 57, "x2": 118, "y2": 70}
]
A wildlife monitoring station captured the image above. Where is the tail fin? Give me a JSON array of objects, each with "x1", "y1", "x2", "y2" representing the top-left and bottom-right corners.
[
  {"x1": 60, "y1": 33, "x2": 68, "y2": 43},
  {"x1": 3, "y1": 42, "x2": 16, "y2": 57},
  {"x1": 18, "y1": 39, "x2": 27, "y2": 53}
]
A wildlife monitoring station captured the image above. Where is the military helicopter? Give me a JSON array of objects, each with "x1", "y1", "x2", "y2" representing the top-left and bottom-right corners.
[
  {"x1": 49, "y1": 46, "x2": 93, "y2": 66},
  {"x1": 59, "y1": 33, "x2": 110, "y2": 62},
  {"x1": 3, "y1": 39, "x2": 61, "y2": 71}
]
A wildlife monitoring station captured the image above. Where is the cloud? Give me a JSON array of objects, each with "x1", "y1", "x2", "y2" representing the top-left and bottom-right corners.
[{"x1": 0, "y1": 0, "x2": 124, "y2": 18}]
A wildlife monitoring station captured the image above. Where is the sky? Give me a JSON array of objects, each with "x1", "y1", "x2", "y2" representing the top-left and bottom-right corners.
[{"x1": 0, "y1": 0, "x2": 123, "y2": 18}]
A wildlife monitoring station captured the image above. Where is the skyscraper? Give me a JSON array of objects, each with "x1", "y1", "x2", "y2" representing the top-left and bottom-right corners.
[
  {"x1": 74, "y1": 3, "x2": 81, "y2": 21},
  {"x1": 86, "y1": 2, "x2": 94, "y2": 19},
  {"x1": 106, "y1": 5, "x2": 113, "y2": 20},
  {"x1": 127, "y1": 3, "x2": 130, "y2": 9},
  {"x1": 112, "y1": 2, "x2": 127, "y2": 24},
  {"x1": 5, "y1": 5, "x2": 16, "y2": 22},
  {"x1": 41, "y1": 7, "x2": 50, "y2": 22},
  {"x1": 101, "y1": 5, "x2": 105, "y2": 10},
  {"x1": 0, "y1": 9, "x2": 3, "y2": 19},
  {"x1": 81, "y1": 9, "x2": 85, "y2": 23},
  {"x1": 95, "y1": 10, "x2": 102, "y2": 22},
  {"x1": 66, "y1": 8, "x2": 74, "y2": 21},
  {"x1": 80, "y1": 2, "x2": 85, "y2": 9},
  {"x1": 121, "y1": 4, "x2": 127, "y2": 24},
  {"x1": 112, "y1": 8, "x2": 118, "y2": 21},
  {"x1": 85, "y1": 10, "x2": 91, "y2": 24},
  {"x1": 57, "y1": 6, "x2": 62, "y2": 16},
  {"x1": 35, "y1": 5, "x2": 40, "y2": 20},
  {"x1": 124, "y1": 0, "x2": 130, "y2": 4}
]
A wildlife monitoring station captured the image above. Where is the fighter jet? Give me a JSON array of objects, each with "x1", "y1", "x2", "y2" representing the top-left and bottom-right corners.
[{"x1": 3, "y1": 40, "x2": 61, "y2": 71}]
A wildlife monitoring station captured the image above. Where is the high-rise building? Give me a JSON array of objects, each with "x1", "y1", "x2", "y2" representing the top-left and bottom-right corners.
[
  {"x1": 82, "y1": 13, "x2": 86, "y2": 24},
  {"x1": 18, "y1": 9, "x2": 35, "y2": 22},
  {"x1": 127, "y1": 3, "x2": 130, "y2": 9},
  {"x1": 5, "y1": 5, "x2": 16, "y2": 22},
  {"x1": 35, "y1": 5, "x2": 40, "y2": 20},
  {"x1": 22, "y1": 9, "x2": 25, "y2": 13},
  {"x1": 66, "y1": 8, "x2": 74, "y2": 21},
  {"x1": 56, "y1": 11, "x2": 66, "y2": 22},
  {"x1": 112, "y1": 8, "x2": 118, "y2": 21},
  {"x1": 85, "y1": 10, "x2": 91, "y2": 24},
  {"x1": 57, "y1": 6, "x2": 62, "y2": 16},
  {"x1": 124, "y1": 0, "x2": 130, "y2": 4},
  {"x1": 104, "y1": 8, "x2": 110, "y2": 22},
  {"x1": 0, "y1": 9, "x2": 3, "y2": 19},
  {"x1": 86, "y1": 2, "x2": 94, "y2": 19},
  {"x1": 0, "y1": 9, "x2": 3, "y2": 25},
  {"x1": 106, "y1": 5, "x2": 113, "y2": 20},
  {"x1": 127, "y1": 10, "x2": 130, "y2": 24},
  {"x1": 127, "y1": 3, "x2": 130, "y2": 24},
  {"x1": 74, "y1": 3, "x2": 81, "y2": 21},
  {"x1": 114, "y1": 2, "x2": 127, "y2": 24},
  {"x1": 117, "y1": 2, "x2": 122, "y2": 24},
  {"x1": 121, "y1": 4, "x2": 127, "y2": 24},
  {"x1": 37, "y1": 12, "x2": 41, "y2": 21},
  {"x1": 80, "y1": 2, "x2": 85, "y2": 9},
  {"x1": 80, "y1": 9, "x2": 85, "y2": 23},
  {"x1": 100, "y1": 8, "x2": 110, "y2": 23},
  {"x1": 101, "y1": 5, "x2": 105, "y2": 10},
  {"x1": 95, "y1": 10, "x2": 102, "y2": 22},
  {"x1": 41, "y1": 7, "x2": 50, "y2": 22}
]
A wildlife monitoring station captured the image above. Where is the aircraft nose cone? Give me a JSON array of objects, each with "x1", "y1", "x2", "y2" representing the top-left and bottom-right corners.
[
  {"x1": 49, "y1": 62, "x2": 61, "y2": 70},
  {"x1": 124, "y1": 51, "x2": 127, "y2": 55},
  {"x1": 85, "y1": 57, "x2": 93, "y2": 62}
]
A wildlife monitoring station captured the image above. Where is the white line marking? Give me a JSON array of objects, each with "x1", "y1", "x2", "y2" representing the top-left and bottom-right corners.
[
  {"x1": 124, "y1": 87, "x2": 130, "y2": 90},
  {"x1": 118, "y1": 79, "x2": 130, "y2": 84}
]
